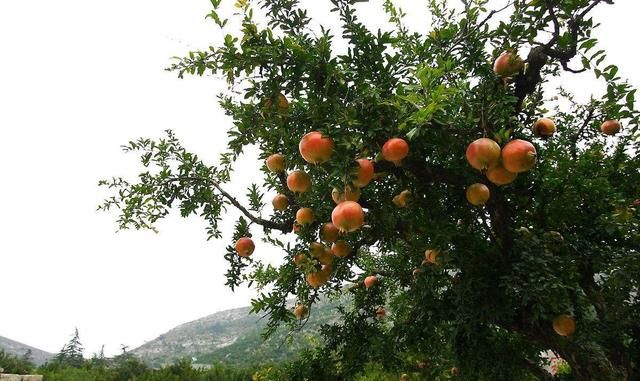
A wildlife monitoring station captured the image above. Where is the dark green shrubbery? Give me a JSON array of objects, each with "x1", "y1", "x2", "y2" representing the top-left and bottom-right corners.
[{"x1": 37, "y1": 358, "x2": 254, "y2": 381}]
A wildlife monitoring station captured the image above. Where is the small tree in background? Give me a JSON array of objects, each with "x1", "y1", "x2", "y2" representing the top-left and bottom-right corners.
[
  {"x1": 53, "y1": 328, "x2": 84, "y2": 368},
  {"x1": 101, "y1": 0, "x2": 639, "y2": 380}
]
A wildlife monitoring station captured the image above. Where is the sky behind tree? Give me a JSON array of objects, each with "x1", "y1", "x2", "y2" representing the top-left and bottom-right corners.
[{"x1": 0, "y1": 0, "x2": 638, "y2": 357}]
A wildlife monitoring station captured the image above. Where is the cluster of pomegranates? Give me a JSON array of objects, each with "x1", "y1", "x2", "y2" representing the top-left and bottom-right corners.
[
  {"x1": 233, "y1": 126, "x2": 413, "y2": 319},
  {"x1": 464, "y1": 136, "x2": 537, "y2": 205},
  {"x1": 464, "y1": 114, "x2": 619, "y2": 207},
  {"x1": 462, "y1": 52, "x2": 622, "y2": 211}
]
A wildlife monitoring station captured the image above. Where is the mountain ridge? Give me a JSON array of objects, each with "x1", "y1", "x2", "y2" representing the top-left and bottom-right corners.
[
  {"x1": 131, "y1": 297, "x2": 344, "y2": 367},
  {"x1": 0, "y1": 335, "x2": 54, "y2": 366}
]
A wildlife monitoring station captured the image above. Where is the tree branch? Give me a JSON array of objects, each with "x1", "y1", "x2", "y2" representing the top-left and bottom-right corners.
[
  {"x1": 514, "y1": 46, "x2": 548, "y2": 111},
  {"x1": 514, "y1": 0, "x2": 611, "y2": 111},
  {"x1": 167, "y1": 176, "x2": 293, "y2": 233},
  {"x1": 561, "y1": 61, "x2": 587, "y2": 73},
  {"x1": 543, "y1": 0, "x2": 561, "y2": 46}
]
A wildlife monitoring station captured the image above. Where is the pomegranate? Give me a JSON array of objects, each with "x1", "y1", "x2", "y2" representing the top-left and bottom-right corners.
[
  {"x1": 493, "y1": 51, "x2": 524, "y2": 77},
  {"x1": 425, "y1": 249, "x2": 439, "y2": 264},
  {"x1": 486, "y1": 164, "x2": 517, "y2": 186},
  {"x1": 332, "y1": 186, "x2": 361, "y2": 204},
  {"x1": 309, "y1": 242, "x2": 326, "y2": 258},
  {"x1": 235, "y1": 237, "x2": 255, "y2": 257},
  {"x1": 287, "y1": 170, "x2": 312, "y2": 193},
  {"x1": 296, "y1": 207, "x2": 315, "y2": 225},
  {"x1": 601, "y1": 119, "x2": 621, "y2": 135},
  {"x1": 331, "y1": 240, "x2": 350, "y2": 258},
  {"x1": 263, "y1": 92, "x2": 289, "y2": 113},
  {"x1": 352, "y1": 158, "x2": 374, "y2": 187},
  {"x1": 501, "y1": 139, "x2": 537, "y2": 173},
  {"x1": 364, "y1": 275, "x2": 378, "y2": 289},
  {"x1": 293, "y1": 253, "x2": 305, "y2": 268},
  {"x1": 533, "y1": 118, "x2": 556, "y2": 137},
  {"x1": 306, "y1": 270, "x2": 329, "y2": 289},
  {"x1": 293, "y1": 304, "x2": 308, "y2": 319},
  {"x1": 320, "y1": 222, "x2": 340, "y2": 243},
  {"x1": 299, "y1": 131, "x2": 334, "y2": 164},
  {"x1": 466, "y1": 138, "x2": 501, "y2": 170},
  {"x1": 271, "y1": 194, "x2": 289, "y2": 211},
  {"x1": 553, "y1": 314, "x2": 576, "y2": 337},
  {"x1": 331, "y1": 201, "x2": 365, "y2": 232},
  {"x1": 382, "y1": 138, "x2": 409, "y2": 163},
  {"x1": 392, "y1": 190, "x2": 412, "y2": 208},
  {"x1": 466, "y1": 183, "x2": 490, "y2": 206},
  {"x1": 266, "y1": 153, "x2": 285, "y2": 172}
]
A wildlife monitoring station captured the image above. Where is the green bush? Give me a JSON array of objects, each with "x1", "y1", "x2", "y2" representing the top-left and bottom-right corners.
[{"x1": 0, "y1": 349, "x2": 35, "y2": 374}]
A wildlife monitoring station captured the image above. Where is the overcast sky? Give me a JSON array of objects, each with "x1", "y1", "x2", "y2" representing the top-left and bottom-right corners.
[{"x1": 0, "y1": 0, "x2": 638, "y2": 357}]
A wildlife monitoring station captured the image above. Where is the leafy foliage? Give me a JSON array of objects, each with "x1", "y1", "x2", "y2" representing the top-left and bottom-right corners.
[
  {"x1": 37, "y1": 358, "x2": 254, "y2": 381},
  {"x1": 102, "y1": 0, "x2": 639, "y2": 380}
]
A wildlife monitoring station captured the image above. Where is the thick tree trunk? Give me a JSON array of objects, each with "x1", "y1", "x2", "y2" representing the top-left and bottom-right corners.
[
  {"x1": 555, "y1": 344, "x2": 617, "y2": 381},
  {"x1": 502, "y1": 321, "x2": 622, "y2": 381}
]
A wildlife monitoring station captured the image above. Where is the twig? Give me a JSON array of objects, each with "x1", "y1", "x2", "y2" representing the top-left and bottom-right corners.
[
  {"x1": 444, "y1": 1, "x2": 513, "y2": 57},
  {"x1": 570, "y1": 107, "x2": 595, "y2": 160}
]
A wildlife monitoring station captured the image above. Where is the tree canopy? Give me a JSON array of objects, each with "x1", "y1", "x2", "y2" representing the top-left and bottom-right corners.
[{"x1": 100, "y1": 1, "x2": 639, "y2": 380}]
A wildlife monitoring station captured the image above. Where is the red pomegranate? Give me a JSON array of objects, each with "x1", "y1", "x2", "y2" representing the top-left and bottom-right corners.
[
  {"x1": 382, "y1": 138, "x2": 409, "y2": 163},
  {"x1": 501, "y1": 139, "x2": 537, "y2": 173},
  {"x1": 287, "y1": 170, "x2": 312, "y2": 193},
  {"x1": 331, "y1": 240, "x2": 350, "y2": 258},
  {"x1": 533, "y1": 118, "x2": 556, "y2": 137},
  {"x1": 266, "y1": 153, "x2": 285, "y2": 172},
  {"x1": 466, "y1": 183, "x2": 490, "y2": 206},
  {"x1": 466, "y1": 138, "x2": 501, "y2": 170},
  {"x1": 601, "y1": 120, "x2": 621, "y2": 136},
  {"x1": 364, "y1": 275, "x2": 378, "y2": 289},
  {"x1": 486, "y1": 164, "x2": 517, "y2": 186},
  {"x1": 235, "y1": 237, "x2": 255, "y2": 257},
  {"x1": 299, "y1": 131, "x2": 334, "y2": 164},
  {"x1": 331, "y1": 201, "x2": 365, "y2": 232},
  {"x1": 493, "y1": 51, "x2": 524, "y2": 77},
  {"x1": 320, "y1": 223, "x2": 340, "y2": 243},
  {"x1": 352, "y1": 158, "x2": 374, "y2": 188}
]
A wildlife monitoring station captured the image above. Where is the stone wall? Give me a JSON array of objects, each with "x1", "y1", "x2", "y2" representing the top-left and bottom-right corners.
[{"x1": 0, "y1": 374, "x2": 43, "y2": 381}]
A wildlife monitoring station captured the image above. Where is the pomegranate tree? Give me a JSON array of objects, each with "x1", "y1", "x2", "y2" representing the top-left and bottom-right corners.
[{"x1": 101, "y1": 1, "x2": 640, "y2": 379}]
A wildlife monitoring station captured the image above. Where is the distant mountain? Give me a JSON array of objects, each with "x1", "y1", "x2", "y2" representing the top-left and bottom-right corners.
[
  {"x1": 132, "y1": 297, "x2": 345, "y2": 368},
  {"x1": 0, "y1": 336, "x2": 54, "y2": 366}
]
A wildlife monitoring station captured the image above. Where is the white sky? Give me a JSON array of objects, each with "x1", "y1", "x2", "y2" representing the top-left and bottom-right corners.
[{"x1": 0, "y1": 0, "x2": 638, "y2": 358}]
